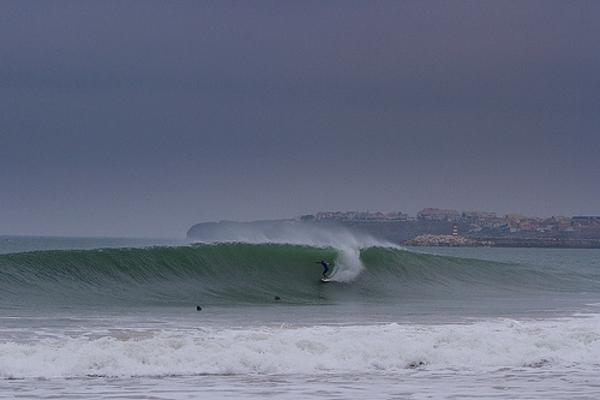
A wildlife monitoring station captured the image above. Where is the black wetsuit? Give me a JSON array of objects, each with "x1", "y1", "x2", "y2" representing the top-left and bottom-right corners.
[{"x1": 319, "y1": 261, "x2": 330, "y2": 278}]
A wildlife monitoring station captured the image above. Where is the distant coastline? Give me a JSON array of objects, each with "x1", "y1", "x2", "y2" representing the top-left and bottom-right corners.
[
  {"x1": 188, "y1": 208, "x2": 600, "y2": 249},
  {"x1": 406, "y1": 234, "x2": 600, "y2": 249}
]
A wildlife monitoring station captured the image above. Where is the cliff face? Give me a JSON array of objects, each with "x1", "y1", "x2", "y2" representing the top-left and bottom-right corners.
[
  {"x1": 186, "y1": 221, "x2": 220, "y2": 240},
  {"x1": 187, "y1": 220, "x2": 294, "y2": 242}
]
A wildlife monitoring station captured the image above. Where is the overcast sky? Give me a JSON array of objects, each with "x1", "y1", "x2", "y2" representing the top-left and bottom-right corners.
[{"x1": 1, "y1": 1, "x2": 599, "y2": 237}]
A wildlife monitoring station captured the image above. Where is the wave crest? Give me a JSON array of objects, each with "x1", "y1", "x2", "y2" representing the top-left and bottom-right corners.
[
  {"x1": 187, "y1": 220, "x2": 398, "y2": 281},
  {"x1": 0, "y1": 243, "x2": 598, "y2": 307}
]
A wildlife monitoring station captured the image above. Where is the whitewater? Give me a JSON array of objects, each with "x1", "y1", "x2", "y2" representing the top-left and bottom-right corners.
[{"x1": 1, "y1": 226, "x2": 600, "y2": 399}]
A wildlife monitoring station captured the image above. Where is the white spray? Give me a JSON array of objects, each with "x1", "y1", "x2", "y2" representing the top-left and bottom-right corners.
[{"x1": 187, "y1": 220, "x2": 399, "y2": 282}]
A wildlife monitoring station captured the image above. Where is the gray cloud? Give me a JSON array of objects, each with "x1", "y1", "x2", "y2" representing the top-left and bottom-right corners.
[{"x1": 1, "y1": 1, "x2": 599, "y2": 237}]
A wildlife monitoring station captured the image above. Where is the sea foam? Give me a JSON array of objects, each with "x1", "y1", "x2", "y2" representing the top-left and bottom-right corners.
[{"x1": 2, "y1": 315, "x2": 600, "y2": 379}]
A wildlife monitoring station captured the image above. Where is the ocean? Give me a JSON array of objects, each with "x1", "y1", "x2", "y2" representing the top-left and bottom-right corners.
[{"x1": 1, "y1": 232, "x2": 600, "y2": 399}]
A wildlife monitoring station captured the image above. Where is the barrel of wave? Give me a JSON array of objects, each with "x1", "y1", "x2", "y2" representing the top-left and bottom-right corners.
[{"x1": 186, "y1": 220, "x2": 400, "y2": 283}]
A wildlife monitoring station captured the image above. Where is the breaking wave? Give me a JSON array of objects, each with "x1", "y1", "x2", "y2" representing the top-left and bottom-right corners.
[
  {"x1": 2, "y1": 316, "x2": 600, "y2": 378},
  {"x1": 1, "y1": 242, "x2": 599, "y2": 308}
]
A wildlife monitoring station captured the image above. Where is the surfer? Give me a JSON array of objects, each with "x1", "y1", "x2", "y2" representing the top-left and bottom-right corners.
[{"x1": 316, "y1": 260, "x2": 331, "y2": 279}]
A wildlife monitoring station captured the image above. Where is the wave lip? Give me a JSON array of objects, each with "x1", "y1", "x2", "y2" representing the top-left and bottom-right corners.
[
  {"x1": 2, "y1": 316, "x2": 600, "y2": 378},
  {"x1": 187, "y1": 220, "x2": 398, "y2": 281}
]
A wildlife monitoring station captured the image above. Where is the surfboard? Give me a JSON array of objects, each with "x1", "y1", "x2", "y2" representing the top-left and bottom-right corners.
[{"x1": 320, "y1": 277, "x2": 332, "y2": 283}]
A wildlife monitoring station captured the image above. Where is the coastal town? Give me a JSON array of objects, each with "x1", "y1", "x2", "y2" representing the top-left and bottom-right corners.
[{"x1": 298, "y1": 209, "x2": 600, "y2": 248}]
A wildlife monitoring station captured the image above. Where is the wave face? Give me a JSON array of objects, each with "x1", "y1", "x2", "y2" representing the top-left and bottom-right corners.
[
  {"x1": 1, "y1": 243, "x2": 599, "y2": 308},
  {"x1": 187, "y1": 220, "x2": 399, "y2": 281}
]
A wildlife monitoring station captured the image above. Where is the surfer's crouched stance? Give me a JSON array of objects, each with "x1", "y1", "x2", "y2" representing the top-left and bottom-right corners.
[{"x1": 316, "y1": 260, "x2": 331, "y2": 279}]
